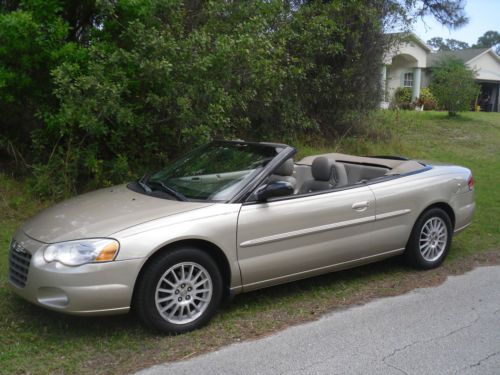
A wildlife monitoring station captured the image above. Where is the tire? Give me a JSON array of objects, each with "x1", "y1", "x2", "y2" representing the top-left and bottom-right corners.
[
  {"x1": 404, "y1": 208, "x2": 453, "y2": 269},
  {"x1": 134, "y1": 247, "x2": 223, "y2": 334}
]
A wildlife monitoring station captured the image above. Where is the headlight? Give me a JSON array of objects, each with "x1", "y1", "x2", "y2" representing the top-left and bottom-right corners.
[{"x1": 43, "y1": 239, "x2": 120, "y2": 266}]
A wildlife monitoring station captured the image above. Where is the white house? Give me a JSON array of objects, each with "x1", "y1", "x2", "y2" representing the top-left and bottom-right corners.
[{"x1": 381, "y1": 33, "x2": 500, "y2": 112}]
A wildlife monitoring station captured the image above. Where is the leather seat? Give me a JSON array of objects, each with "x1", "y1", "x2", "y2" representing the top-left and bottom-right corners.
[
  {"x1": 298, "y1": 157, "x2": 348, "y2": 194},
  {"x1": 268, "y1": 158, "x2": 297, "y2": 190},
  {"x1": 332, "y1": 161, "x2": 348, "y2": 187}
]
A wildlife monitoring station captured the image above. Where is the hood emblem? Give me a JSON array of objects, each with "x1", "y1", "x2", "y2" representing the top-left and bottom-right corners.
[{"x1": 11, "y1": 240, "x2": 28, "y2": 254}]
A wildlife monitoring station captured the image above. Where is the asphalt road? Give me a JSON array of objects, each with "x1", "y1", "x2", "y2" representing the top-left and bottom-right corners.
[{"x1": 137, "y1": 266, "x2": 500, "y2": 375}]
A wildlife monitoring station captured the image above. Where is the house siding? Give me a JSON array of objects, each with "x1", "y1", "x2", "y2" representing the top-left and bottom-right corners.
[
  {"x1": 468, "y1": 53, "x2": 500, "y2": 82},
  {"x1": 382, "y1": 33, "x2": 500, "y2": 111}
]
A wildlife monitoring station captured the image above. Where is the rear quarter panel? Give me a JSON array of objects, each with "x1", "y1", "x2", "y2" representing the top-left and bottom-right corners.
[{"x1": 367, "y1": 165, "x2": 473, "y2": 253}]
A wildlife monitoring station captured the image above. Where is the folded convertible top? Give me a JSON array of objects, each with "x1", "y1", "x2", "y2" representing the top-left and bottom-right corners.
[{"x1": 297, "y1": 153, "x2": 426, "y2": 175}]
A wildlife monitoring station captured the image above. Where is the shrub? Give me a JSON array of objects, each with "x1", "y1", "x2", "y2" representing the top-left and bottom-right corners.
[
  {"x1": 392, "y1": 87, "x2": 414, "y2": 109},
  {"x1": 430, "y1": 58, "x2": 479, "y2": 116},
  {"x1": 1, "y1": 0, "x2": 387, "y2": 198},
  {"x1": 417, "y1": 87, "x2": 438, "y2": 110}
]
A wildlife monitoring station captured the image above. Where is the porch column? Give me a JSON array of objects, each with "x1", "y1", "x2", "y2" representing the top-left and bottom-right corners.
[
  {"x1": 380, "y1": 65, "x2": 387, "y2": 102},
  {"x1": 412, "y1": 67, "x2": 421, "y2": 100}
]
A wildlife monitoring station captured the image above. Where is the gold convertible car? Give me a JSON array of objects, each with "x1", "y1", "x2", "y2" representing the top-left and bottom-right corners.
[{"x1": 8, "y1": 140, "x2": 475, "y2": 333}]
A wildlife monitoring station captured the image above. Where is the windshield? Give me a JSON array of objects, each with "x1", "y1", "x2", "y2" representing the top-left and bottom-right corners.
[{"x1": 148, "y1": 142, "x2": 281, "y2": 201}]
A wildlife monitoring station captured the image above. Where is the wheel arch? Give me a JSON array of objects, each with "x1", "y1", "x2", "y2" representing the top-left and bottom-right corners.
[
  {"x1": 403, "y1": 201, "x2": 455, "y2": 269},
  {"x1": 132, "y1": 239, "x2": 232, "y2": 305},
  {"x1": 417, "y1": 202, "x2": 456, "y2": 230},
  {"x1": 404, "y1": 201, "x2": 456, "y2": 248}
]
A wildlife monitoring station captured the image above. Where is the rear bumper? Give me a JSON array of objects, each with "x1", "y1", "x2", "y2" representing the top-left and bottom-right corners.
[
  {"x1": 9, "y1": 231, "x2": 143, "y2": 316},
  {"x1": 454, "y1": 221, "x2": 472, "y2": 235}
]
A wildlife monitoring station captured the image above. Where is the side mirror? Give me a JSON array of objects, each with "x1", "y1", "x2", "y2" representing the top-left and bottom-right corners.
[{"x1": 255, "y1": 181, "x2": 294, "y2": 202}]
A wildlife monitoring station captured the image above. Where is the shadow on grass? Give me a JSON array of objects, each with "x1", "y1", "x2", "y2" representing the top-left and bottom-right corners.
[
  {"x1": 3, "y1": 249, "x2": 497, "y2": 374},
  {"x1": 231, "y1": 257, "x2": 406, "y2": 307},
  {"x1": 4, "y1": 294, "x2": 148, "y2": 338}
]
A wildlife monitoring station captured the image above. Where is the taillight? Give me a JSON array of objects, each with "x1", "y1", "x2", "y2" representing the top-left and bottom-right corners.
[{"x1": 467, "y1": 175, "x2": 474, "y2": 191}]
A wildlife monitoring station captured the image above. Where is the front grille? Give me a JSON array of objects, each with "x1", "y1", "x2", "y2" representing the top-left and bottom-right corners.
[{"x1": 8, "y1": 240, "x2": 32, "y2": 288}]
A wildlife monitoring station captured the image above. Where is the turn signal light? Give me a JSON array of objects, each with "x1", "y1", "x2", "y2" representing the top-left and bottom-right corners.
[{"x1": 95, "y1": 242, "x2": 120, "y2": 262}]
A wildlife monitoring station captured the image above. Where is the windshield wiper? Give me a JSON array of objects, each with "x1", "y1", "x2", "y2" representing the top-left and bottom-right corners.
[
  {"x1": 146, "y1": 179, "x2": 187, "y2": 201},
  {"x1": 138, "y1": 174, "x2": 152, "y2": 193}
]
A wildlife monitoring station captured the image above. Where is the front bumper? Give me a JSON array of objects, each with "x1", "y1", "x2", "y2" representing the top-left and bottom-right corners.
[{"x1": 8, "y1": 230, "x2": 144, "y2": 316}]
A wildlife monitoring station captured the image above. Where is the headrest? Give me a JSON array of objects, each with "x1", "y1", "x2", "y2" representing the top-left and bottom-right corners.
[
  {"x1": 311, "y1": 157, "x2": 332, "y2": 181},
  {"x1": 274, "y1": 158, "x2": 294, "y2": 176},
  {"x1": 331, "y1": 162, "x2": 348, "y2": 186}
]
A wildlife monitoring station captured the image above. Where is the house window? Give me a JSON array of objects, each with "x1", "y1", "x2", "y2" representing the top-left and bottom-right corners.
[{"x1": 403, "y1": 72, "x2": 414, "y2": 87}]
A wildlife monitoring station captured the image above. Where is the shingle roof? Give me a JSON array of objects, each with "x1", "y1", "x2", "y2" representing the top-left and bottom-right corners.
[
  {"x1": 385, "y1": 32, "x2": 432, "y2": 52},
  {"x1": 427, "y1": 48, "x2": 490, "y2": 67}
]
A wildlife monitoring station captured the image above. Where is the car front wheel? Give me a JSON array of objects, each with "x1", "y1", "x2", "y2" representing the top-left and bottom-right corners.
[
  {"x1": 134, "y1": 247, "x2": 223, "y2": 334},
  {"x1": 404, "y1": 208, "x2": 453, "y2": 269}
]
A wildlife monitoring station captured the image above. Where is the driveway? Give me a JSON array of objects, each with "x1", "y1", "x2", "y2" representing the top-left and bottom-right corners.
[{"x1": 137, "y1": 266, "x2": 500, "y2": 375}]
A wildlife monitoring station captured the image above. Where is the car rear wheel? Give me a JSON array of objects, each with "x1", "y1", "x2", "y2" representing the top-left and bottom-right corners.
[
  {"x1": 134, "y1": 247, "x2": 223, "y2": 334},
  {"x1": 404, "y1": 208, "x2": 453, "y2": 269}
]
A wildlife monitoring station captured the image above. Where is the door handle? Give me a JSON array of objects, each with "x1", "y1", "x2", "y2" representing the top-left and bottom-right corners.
[{"x1": 352, "y1": 201, "x2": 370, "y2": 211}]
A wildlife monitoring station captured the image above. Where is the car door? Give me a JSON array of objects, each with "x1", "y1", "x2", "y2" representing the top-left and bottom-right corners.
[{"x1": 236, "y1": 186, "x2": 376, "y2": 291}]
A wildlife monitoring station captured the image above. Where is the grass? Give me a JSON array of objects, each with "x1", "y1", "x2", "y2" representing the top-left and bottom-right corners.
[{"x1": 1, "y1": 111, "x2": 499, "y2": 374}]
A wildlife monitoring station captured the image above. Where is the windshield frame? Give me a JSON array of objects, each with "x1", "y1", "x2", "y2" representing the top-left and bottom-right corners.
[{"x1": 129, "y1": 140, "x2": 296, "y2": 204}]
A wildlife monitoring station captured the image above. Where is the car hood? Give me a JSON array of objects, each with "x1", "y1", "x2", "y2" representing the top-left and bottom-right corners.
[{"x1": 21, "y1": 184, "x2": 213, "y2": 243}]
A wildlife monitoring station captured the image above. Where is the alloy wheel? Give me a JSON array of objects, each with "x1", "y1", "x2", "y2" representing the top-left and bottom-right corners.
[
  {"x1": 155, "y1": 262, "x2": 213, "y2": 325},
  {"x1": 419, "y1": 217, "x2": 448, "y2": 262}
]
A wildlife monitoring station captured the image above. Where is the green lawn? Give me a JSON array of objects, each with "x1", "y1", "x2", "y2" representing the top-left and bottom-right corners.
[{"x1": 1, "y1": 111, "x2": 499, "y2": 374}]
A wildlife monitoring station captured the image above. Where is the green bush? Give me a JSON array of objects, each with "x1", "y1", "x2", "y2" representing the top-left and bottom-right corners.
[
  {"x1": 430, "y1": 58, "x2": 479, "y2": 116},
  {"x1": 417, "y1": 87, "x2": 438, "y2": 110},
  {"x1": 1, "y1": 0, "x2": 387, "y2": 198},
  {"x1": 392, "y1": 87, "x2": 414, "y2": 109}
]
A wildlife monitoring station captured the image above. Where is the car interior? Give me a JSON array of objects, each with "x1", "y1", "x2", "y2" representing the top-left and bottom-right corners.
[{"x1": 267, "y1": 153, "x2": 426, "y2": 196}]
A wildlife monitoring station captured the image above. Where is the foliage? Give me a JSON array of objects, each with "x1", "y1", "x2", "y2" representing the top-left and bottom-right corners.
[
  {"x1": 1, "y1": 0, "x2": 388, "y2": 198},
  {"x1": 430, "y1": 58, "x2": 479, "y2": 116},
  {"x1": 392, "y1": 86, "x2": 437, "y2": 111},
  {"x1": 0, "y1": 1, "x2": 70, "y2": 145},
  {"x1": 392, "y1": 87, "x2": 414, "y2": 109},
  {"x1": 0, "y1": 0, "x2": 471, "y2": 198},
  {"x1": 384, "y1": 0, "x2": 468, "y2": 30},
  {"x1": 472, "y1": 30, "x2": 500, "y2": 54},
  {"x1": 417, "y1": 87, "x2": 438, "y2": 110},
  {"x1": 427, "y1": 30, "x2": 500, "y2": 54},
  {"x1": 427, "y1": 36, "x2": 469, "y2": 51}
]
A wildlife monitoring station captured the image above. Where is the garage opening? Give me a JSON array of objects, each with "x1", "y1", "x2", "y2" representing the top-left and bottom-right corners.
[{"x1": 477, "y1": 81, "x2": 500, "y2": 112}]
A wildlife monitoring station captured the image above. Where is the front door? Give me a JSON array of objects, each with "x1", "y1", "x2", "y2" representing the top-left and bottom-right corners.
[{"x1": 236, "y1": 186, "x2": 376, "y2": 290}]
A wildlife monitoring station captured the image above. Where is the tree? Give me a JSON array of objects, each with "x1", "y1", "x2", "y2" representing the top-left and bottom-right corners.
[
  {"x1": 0, "y1": 0, "x2": 473, "y2": 198},
  {"x1": 383, "y1": 0, "x2": 468, "y2": 29},
  {"x1": 472, "y1": 30, "x2": 500, "y2": 54},
  {"x1": 446, "y1": 38, "x2": 470, "y2": 50},
  {"x1": 416, "y1": 0, "x2": 468, "y2": 28},
  {"x1": 0, "y1": 0, "x2": 95, "y2": 153},
  {"x1": 427, "y1": 37, "x2": 448, "y2": 50},
  {"x1": 427, "y1": 37, "x2": 469, "y2": 51},
  {"x1": 24, "y1": 0, "x2": 391, "y2": 196},
  {"x1": 430, "y1": 58, "x2": 479, "y2": 116}
]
